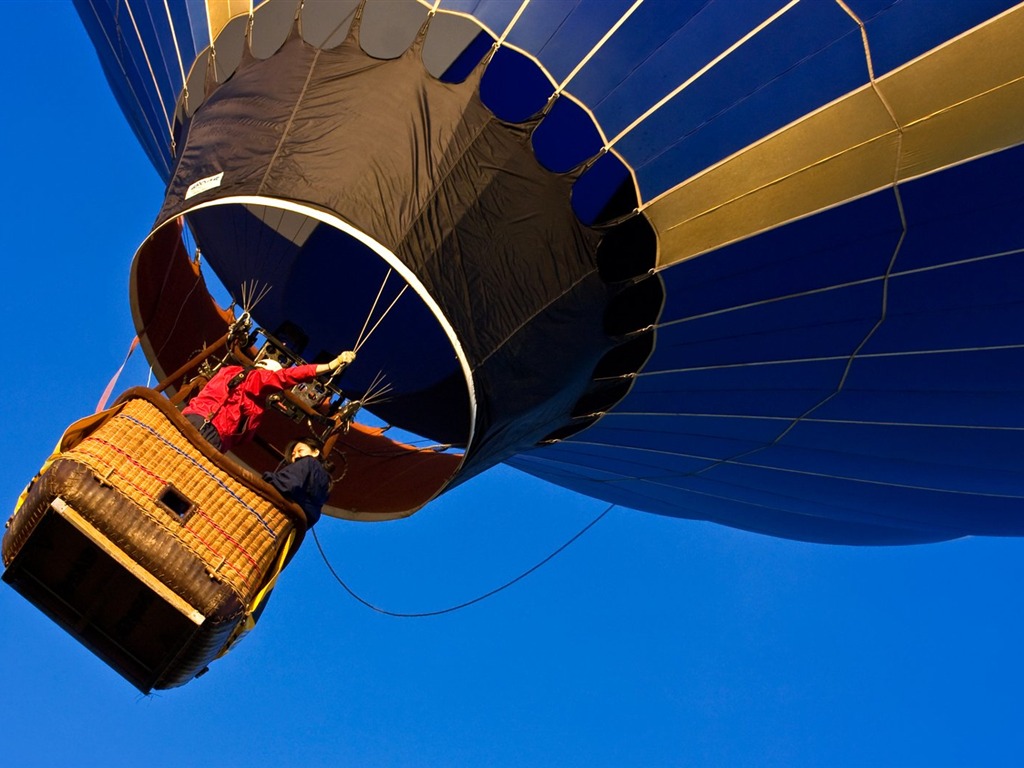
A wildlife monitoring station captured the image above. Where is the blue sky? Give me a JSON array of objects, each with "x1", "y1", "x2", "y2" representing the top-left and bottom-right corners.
[{"x1": 2, "y1": 3, "x2": 1023, "y2": 766}]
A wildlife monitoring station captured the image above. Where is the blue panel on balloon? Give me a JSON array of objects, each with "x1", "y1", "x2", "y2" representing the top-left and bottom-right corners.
[
  {"x1": 865, "y1": 261, "x2": 1024, "y2": 355},
  {"x1": 649, "y1": 283, "x2": 883, "y2": 371},
  {"x1": 755, "y1": 424, "x2": 1018, "y2": 491},
  {"x1": 567, "y1": 421, "x2": 771, "y2": 464},
  {"x1": 895, "y1": 148, "x2": 1024, "y2": 272},
  {"x1": 521, "y1": 437, "x2": 716, "y2": 478},
  {"x1": 438, "y1": 0, "x2": 519, "y2": 36},
  {"x1": 771, "y1": 420, "x2": 1024, "y2": 487},
  {"x1": 511, "y1": 453, "x2": 964, "y2": 543},
  {"x1": 532, "y1": 96, "x2": 604, "y2": 173},
  {"x1": 668, "y1": 465, "x2": 923, "y2": 523},
  {"x1": 658, "y1": 190, "x2": 902, "y2": 320},
  {"x1": 621, "y1": 1, "x2": 867, "y2": 198},
  {"x1": 574, "y1": 0, "x2": 787, "y2": 138},
  {"x1": 480, "y1": 46, "x2": 552, "y2": 121},
  {"x1": 854, "y1": 0, "x2": 1020, "y2": 76},
  {"x1": 504, "y1": 0, "x2": 639, "y2": 84},
  {"x1": 815, "y1": 381, "x2": 1024, "y2": 434},
  {"x1": 596, "y1": 412, "x2": 788, "y2": 444},
  {"x1": 127, "y1": 1, "x2": 180, "y2": 124},
  {"x1": 167, "y1": 0, "x2": 201, "y2": 65},
  {"x1": 181, "y1": 0, "x2": 212, "y2": 53},
  {"x1": 620, "y1": 359, "x2": 847, "y2": 419},
  {"x1": 694, "y1": 461, "x2": 1021, "y2": 536},
  {"x1": 815, "y1": 348, "x2": 1024, "y2": 429},
  {"x1": 73, "y1": 0, "x2": 174, "y2": 178}
]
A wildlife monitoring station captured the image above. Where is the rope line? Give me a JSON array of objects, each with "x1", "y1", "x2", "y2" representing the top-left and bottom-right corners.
[
  {"x1": 356, "y1": 285, "x2": 409, "y2": 352},
  {"x1": 496, "y1": 0, "x2": 532, "y2": 47},
  {"x1": 82, "y1": 0, "x2": 168, "y2": 173},
  {"x1": 683, "y1": 15, "x2": 911, "y2": 481},
  {"x1": 122, "y1": 0, "x2": 173, "y2": 139},
  {"x1": 635, "y1": 341, "x2": 1024, "y2": 377},
  {"x1": 313, "y1": 502, "x2": 615, "y2": 617},
  {"x1": 597, "y1": 410, "x2": 1024, "y2": 432},
  {"x1": 162, "y1": 0, "x2": 189, "y2": 103},
  {"x1": 354, "y1": 269, "x2": 393, "y2": 351},
  {"x1": 556, "y1": 0, "x2": 644, "y2": 94},
  {"x1": 608, "y1": 0, "x2": 800, "y2": 149},
  {"x1": 527, "y1": 439, "x2": 1024, "y2": 500}
]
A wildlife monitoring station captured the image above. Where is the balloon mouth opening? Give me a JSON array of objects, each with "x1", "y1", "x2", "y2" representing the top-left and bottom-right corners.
[
  {"x1": 183, "y1": 196, "x2": 476, "y2": 447},
  {"x1": 129, "y1": 202, "x2": 472, "y2": 521}
]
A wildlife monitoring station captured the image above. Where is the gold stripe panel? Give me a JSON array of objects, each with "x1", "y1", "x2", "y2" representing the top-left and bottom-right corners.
[
  {"x1": 206, "y1": 0, "x2": 252, "y2": 43},
  {"x1": 647, "y1": 3, "x2": 1024, "y2": 269}
]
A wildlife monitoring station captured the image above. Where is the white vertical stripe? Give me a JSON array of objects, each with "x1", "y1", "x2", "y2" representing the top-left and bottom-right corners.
[
  {"x1": 556, "y1": 0, "x2": 645, "y2": 93},
  {"x1": 608, "y1": 0, "x2": 801, "y2": 148},
  {"x1": 497, "y1": 0, "x2": 532, "y2": 46},
  {"x1": 123, "y1": 0, "x2": 173, "y2": 138},
  {"x1": 163, "y1": 0, "x2": 190, "y2": 98}
]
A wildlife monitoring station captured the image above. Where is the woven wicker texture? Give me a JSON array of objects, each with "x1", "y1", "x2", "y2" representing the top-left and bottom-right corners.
[{"x1": 62, "y1": 397, "x2": 295, "y2": 602}]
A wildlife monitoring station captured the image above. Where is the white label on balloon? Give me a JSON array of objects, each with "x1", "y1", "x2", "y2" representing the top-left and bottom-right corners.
[{"x1": 185, "y1": 172, "x2": 224, "y2": 200}]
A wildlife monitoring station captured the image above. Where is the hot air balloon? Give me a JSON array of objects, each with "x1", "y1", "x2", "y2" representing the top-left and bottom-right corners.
[{"x1": 5, "y1": 0, "x2": 1024, "y2": 690}]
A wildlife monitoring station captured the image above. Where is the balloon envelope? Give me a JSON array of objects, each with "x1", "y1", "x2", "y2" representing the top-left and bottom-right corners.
[{"x1": 75, "y1": 0, "x2": 1024, "y2": 543}]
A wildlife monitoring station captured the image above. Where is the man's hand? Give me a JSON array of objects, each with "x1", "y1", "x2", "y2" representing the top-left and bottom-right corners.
[
  {"x1": 315, "y1": 350, "x2": 357, "y2": 376},
  {"x1": 330, "y1": 350, "x2": 356, "y2": 371}
]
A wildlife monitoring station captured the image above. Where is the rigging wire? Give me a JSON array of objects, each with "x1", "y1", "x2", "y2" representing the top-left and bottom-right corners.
[
  {"x1": 358, "y1": 370, "x2": 394, "y2": 407},
  {"x1": 356, "y1": 285, "x2": 409, "y2": 353},
  {"x1": 312, "y1": 501, "x2": 615, "y2": 617},
  {"x1": 354, "y1": 269, "x2": 393, "y2": 351}
]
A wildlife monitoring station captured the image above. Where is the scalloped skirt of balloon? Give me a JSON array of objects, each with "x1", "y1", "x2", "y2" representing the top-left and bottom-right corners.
[
  {"x1": 1, "y1": 389, "x2": 306, "y2": 692},
  {"x1": 130, "y1": 18, "x2": 663, "y2": 521}
]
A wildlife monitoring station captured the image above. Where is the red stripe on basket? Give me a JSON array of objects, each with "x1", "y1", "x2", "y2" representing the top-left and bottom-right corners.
[
  {"x1": 91, "y1": 438, "x2": 167, "y2": 485},
  {"x1": 180, "y1": 526, "x2": 253, "y2": 588},
  {"x1": 190, "y1": 506, "x2": 261, "y2": 573},
  {"x1": 77, "y1": 446, "x2": 160, "y2": 503}
]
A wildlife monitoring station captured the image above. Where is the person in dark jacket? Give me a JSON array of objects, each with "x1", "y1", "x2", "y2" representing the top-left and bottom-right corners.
[{"x1": 263, "y1": 437, "x2": 332, "y2": 527}]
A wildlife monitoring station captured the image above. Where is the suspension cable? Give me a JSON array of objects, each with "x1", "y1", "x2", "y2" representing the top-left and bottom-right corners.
[
  {"x1": 355, "y1": 285, "x2": 409, "y2": 353},
  {"x1": 312, "y1": 502, "x2": 615, "y2": 617},
  {"x1": 354, "y1": 269, "x2": 393, "y2": 351}
]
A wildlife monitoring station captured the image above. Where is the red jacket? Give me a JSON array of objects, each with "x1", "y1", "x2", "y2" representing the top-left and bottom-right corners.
[{"x1": 182, "y1": 364, "x2": 321, "y2": 451}]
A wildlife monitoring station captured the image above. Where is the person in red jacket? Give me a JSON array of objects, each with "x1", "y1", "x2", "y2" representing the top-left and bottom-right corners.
[{"x1": 183, "y1": 351, "x2": 355, "y2": 452}]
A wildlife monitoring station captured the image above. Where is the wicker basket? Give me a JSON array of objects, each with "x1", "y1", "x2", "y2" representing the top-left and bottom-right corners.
[{"x1": 2, "y1": 388, "x2": 306, "y2": 692}]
